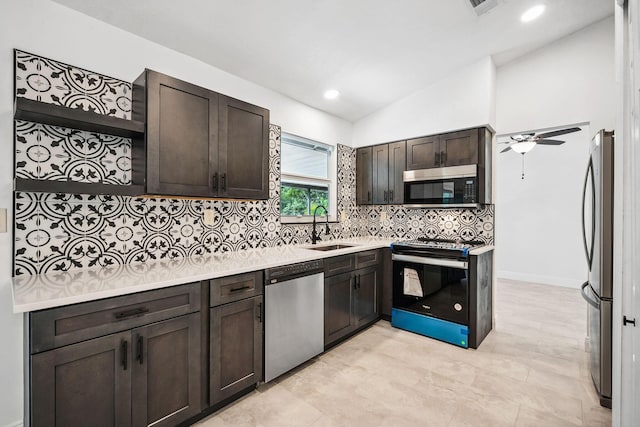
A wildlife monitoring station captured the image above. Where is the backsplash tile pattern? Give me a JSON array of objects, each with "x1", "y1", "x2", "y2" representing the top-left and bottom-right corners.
[
  {"x1": 356, "y1": 204, "x2": 494, "y2": 242},
  {"x1": 13, "y1": 128, "x2": 283, "y2": 275},
  {"x1": 15, "y1": 50, "x2": 132, "y2": 119},
  {"x1": 15, "y1": 120, "x2": 132, "y2": 184},
  {"x1": 13, "y1": 52, "x2": 494, "y2": 276}
]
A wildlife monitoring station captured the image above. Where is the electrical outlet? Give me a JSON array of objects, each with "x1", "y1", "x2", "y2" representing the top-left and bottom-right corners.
[
  {"x1": 340, "y1": 211, "x2": 346, "y2": 222},
  {"x1": 203, "y1": 209, "x2": 216, "y2": 226},
  {"x1": 0, "y1": 208, "x2": 6, "y2": 233},
  {"x1": 380, "y1": 211, "x2": 387, "y2": 222}
]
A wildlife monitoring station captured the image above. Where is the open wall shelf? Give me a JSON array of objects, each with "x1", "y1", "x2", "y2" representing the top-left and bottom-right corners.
[
  {"x1": 14, "y1": 178, "x2": 145, "y2": 197},
  {"x1": 14, "y1": 97, "x2": 144, "y2": 138}
]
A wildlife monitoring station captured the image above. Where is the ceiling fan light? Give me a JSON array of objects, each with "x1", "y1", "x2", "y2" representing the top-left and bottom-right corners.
[{"x1": 511, "y1": 141, "x2": 536, "y2": 154}]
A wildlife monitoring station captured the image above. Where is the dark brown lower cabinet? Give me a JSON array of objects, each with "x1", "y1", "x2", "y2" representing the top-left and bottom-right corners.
[
  {"x1": 30, "y1": 313, "x2": 201, "y2": 427},
  {"x1": 132, "y1": 313, "x2": 202, "y2": 427},
  {"x1": 210, "y1": 295, "x2": 263, "y2": 405},
  {"x1": 354, "y1": 267, "x2": 378, "y2": 326},
  {"x1": 324, "y1": 266, "x2": 380, "y2": 348},
  {"x1": 324, "y1": 271, "x2": 357, "y2": 345},
  {"x1": 31, "y1": 331, "x2": 132, "y2": 427}
]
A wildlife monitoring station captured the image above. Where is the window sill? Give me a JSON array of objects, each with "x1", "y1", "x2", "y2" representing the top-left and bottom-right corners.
[{"x1": 281, "y1": 216, "x2": 338, "y2": 225}]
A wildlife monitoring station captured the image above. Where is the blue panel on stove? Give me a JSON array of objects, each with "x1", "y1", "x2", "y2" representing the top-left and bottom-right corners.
[{"x1": 391, "y1": 308, "x2": 469, "y2": 348}]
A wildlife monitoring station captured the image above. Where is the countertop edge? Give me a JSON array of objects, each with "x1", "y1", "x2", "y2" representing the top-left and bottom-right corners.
[{"x1": 469, "y1": 245, "x2": 494, "y2": 255}]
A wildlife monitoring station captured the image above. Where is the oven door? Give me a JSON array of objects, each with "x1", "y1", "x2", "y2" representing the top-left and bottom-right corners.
[{"x1": 392, "y1": 254, "x2": 469, "y2": 326}]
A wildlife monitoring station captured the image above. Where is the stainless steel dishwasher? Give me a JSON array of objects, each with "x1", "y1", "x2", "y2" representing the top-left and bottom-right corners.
[{"x1": 264, "y1": 260, "x2": 324, "y2": 383}]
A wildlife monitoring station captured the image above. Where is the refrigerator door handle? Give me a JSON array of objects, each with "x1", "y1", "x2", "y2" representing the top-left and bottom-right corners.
[
  {"x1": 581, "y1": 281, "x2": 600, "y2": 309},
  {"x1": 582, "y1": 157, "x2": 595, "y2": 269}
]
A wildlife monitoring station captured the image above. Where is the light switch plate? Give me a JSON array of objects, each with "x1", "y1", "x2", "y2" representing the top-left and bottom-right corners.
[
  {"x1": 203, "y1": 209, "x2": 216, "y2": 226},
  {"x1": 0, "y1": 208, "x2": 6, "y2": 233},
  {"x1": 340, "y1": 211, "x2": 346, "y2": 222},
  {"x1": 380, "y1": 211, "x2": 387, "y2": 222}
]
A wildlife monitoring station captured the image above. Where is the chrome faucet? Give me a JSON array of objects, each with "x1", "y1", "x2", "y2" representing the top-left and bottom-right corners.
[{"x1": 311, "y1": 205, "x2": 330, "y2": 245}]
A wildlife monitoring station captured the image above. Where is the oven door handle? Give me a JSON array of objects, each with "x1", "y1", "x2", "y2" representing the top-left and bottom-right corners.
[{"x1": 392, "y1": 254, "x2": 468, "y2": 269}]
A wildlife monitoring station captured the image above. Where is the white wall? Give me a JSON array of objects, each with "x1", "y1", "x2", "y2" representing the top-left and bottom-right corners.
[
  {"x1": 351, "y1": 56, "x2": 497, "y2": 147},
  {"x1": 494, "y1": 16, "x2": 615, "y2": 288},
  {"x1": 495, "y1": 126, "x2": 590, "y2": 288},
  {"x1": 0, "y1": 1, "x2": 353, "y2": 425},
  {"x1": 496, "y1": 16, "x2": 615, "y2": 136}
]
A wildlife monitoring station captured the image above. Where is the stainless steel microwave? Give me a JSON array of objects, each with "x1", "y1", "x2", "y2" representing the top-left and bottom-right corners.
[{"x1": 403, "y1": 165, "x2": 478, "y2": 208}]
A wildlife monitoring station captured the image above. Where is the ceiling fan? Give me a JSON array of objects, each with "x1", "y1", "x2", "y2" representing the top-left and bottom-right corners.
[{"x1": 499, "y1": 127, "x2": 582, "y2": 179}]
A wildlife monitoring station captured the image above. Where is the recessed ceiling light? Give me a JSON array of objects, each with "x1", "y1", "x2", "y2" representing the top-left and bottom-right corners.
[
  {"x1": 324, "y1": 89, "x2": 340, "y2": 100},
  {"x1": 521, "y1": 4, "x2": 546, "y2": 22}
]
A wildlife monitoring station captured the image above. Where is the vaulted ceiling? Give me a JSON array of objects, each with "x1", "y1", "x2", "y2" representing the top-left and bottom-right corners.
[{"x1": 52, "y1": 0, "x2": 613, "y2": 122}]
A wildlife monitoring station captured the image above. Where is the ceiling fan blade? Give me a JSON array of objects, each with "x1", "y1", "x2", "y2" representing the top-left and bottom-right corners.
[
  {"x1": 536, "y1": 127, "x2": 581, "y2": 139},
  {"x1": 536, "y1": 139, "x2": 566, "y2": 145},
  {"x1": 500, "y1": 146, "x2": 513, "y2": 153}
]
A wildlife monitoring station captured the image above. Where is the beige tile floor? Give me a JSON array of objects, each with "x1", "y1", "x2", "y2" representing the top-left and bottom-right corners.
[{"x1": 196, "y1": 279, "x2": 612, "y2": 426}]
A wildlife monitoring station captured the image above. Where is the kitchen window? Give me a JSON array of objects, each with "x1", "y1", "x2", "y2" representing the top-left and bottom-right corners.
[{"x1": 280, "y1": 133, "x2": 336, "y2": 222}]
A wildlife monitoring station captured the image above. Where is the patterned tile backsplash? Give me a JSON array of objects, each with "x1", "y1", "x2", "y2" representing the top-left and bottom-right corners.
[
  {"x1": 15, "y1": 50, "x2": 131, "y2": 119},
  {"x1": 15, "y1": 120, "x2": 132, "y2": 184},
  {"x1": 13, "y1": 51, "x2": 494, "y2": 276}
]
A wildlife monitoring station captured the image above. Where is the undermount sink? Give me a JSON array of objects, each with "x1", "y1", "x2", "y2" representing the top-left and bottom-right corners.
[{"x1": 305, "y1": 244, "x2": 357, "y2": 251}]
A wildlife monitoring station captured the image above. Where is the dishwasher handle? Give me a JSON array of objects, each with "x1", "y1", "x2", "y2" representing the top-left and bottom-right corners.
[{"x1": 265, "y1": 260, "x2": 324, "y2": 284}]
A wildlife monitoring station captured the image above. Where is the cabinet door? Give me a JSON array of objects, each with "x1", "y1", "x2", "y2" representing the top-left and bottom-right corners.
[
  {"x1": 440, "y1": 129, "x2": 478, "y2": 167},
  {"x1": 356, "y1": 147, "x2": 373, "y2": 205},
  {"x1": 388, "y1": 141, "x2": 406, "y2": 204},
  {"x1": 146, "y1": 71, "x2": 218, "y2": 197},
  {"x1": 210, "y1": 296, "x2": 263, "y2": 405},
  {"x1": 131, "y1": 313, "x2": 201, "y2": 427},
  {"x1": 324, "y1": 271, "x2": 356, "y2": 346},
  {"x1": 406, "y1": 135, "x2": 439, "y2": 170},
  {"x1": 218, "y1": 95, "x2": 270, "y2": 199},
  {"x1": 31, "y1": 331, "x2": 132, "y2": 427},
  {"x1": 372, "y1": 144, "x2": 389, "y2": 204},
  {"x1": 354, "y1": 267, "x2": 379, "y2": 326}
]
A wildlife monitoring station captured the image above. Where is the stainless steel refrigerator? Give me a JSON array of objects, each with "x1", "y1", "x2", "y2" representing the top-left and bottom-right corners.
[{"x1": 581, "y1": 129, "x2": 614, "y2": 408}]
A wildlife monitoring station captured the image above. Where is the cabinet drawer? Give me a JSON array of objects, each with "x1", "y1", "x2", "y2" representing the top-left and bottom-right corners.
[
  {"x1": 356, "y1": 250, "x2": 381, "y2": 269},
  {"x1": 30, "y1": 282, "x2": 201, "y2": 354},
  {"x1": 324, "y1": 254, "x2": 356, "y2": 277},
  {"x1": 210, "y1": 271, "x2": 264, "y2": 306}
]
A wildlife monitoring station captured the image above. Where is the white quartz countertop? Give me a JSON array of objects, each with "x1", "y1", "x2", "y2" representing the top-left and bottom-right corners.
[
  {"x1": 12, "y1": 237, "x2": 395, "y2": 313},
  {"x1": 469, "y1": 245, "x2": 494, "y2": 255}
]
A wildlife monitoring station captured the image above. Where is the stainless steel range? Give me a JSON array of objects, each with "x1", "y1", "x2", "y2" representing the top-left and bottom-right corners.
[{"x1": 390, "y1": 238, "x2": 485, "y2": 348}]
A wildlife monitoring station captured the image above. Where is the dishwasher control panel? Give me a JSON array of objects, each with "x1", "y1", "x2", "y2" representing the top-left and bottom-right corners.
[{"x1": 265, "y1": 260, "x2": 324, "y2": 284}]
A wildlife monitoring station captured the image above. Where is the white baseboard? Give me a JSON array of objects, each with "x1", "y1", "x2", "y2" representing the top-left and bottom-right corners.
[
  {"x1": 3, "y1": 420, "x2": 23, "y2": 427},
  {"x1": 496, "y1": 270, "x2": 584, "y2": 289}
]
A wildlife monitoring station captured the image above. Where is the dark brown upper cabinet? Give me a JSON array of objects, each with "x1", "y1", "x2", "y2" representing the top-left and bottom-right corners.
[
  {"x1": 133, "y1": 70, "x2": 269, "y2": 199},
  {"x1": 406, "y1": 129, "x2": 479, "y2": 170},
  {"x1": 406, "y1": 135, "x2": 439, "y2": 170},
  {"x1": 388, "y1": 141, "x2": 406, "y2": 204},
  {"x1": 218, "y1": 96, "x2": 269, "y2": 199},
  {"x1": 357, "y1": 141, "x2": 405, "y2": 205},
  {"x1": 356, "y1": 147, "x2": 373, "y2": 205},
  {"x1": 439, "y1": 129, "x2": 479, "y2": 167},
  {"x1": 372, "y1": 144, "x2": 389, "y2": 204}
]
